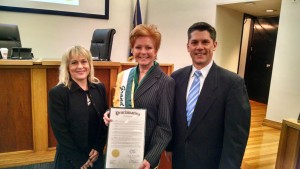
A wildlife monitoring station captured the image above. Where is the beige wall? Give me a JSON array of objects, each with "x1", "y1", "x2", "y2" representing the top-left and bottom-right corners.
[
  {"x1": 266, "y1": 0, "x2": 300, "y2": 122},
  {"x1": 146, "y1": 0, "x2": 218, "y2": 70},
  {"x1": 215, "y1": 6, "x2": 243, "y2": 73}
]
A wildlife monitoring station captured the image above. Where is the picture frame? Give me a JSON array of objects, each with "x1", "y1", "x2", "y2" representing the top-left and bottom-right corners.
[{"x1": 0, "y1": 0, "x2": 109, "y2": 19}]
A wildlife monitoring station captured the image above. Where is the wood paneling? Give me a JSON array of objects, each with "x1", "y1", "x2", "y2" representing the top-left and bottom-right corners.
[
  {"x1": 46, "y1": 68, "x2": 59, "y2": 148},
  {"x1": 93, "y1": 61, "x2": 121, "y2": 107},
  {"x1": 0, "y1": 68, "x2": 33, "y2": 153},
  {"x1": 31, "y1": 69, "x2": 48, "y2": 151},
  {"x1": 94, "y1": 68, "x2": 111, "y2": 104},
  {"x1": 275, "y1": 119, "x2": 300, "y2": 169}
]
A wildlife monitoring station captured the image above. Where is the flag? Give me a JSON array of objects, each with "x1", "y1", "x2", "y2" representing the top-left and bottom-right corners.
[{"x1": 128, "y1": 0, "x2": 142, "y2": 61}]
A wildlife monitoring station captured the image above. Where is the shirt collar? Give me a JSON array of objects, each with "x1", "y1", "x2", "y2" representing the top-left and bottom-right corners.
[
  {"x1": 70, "y1": 79, "x2": 96, "y2": 92},
  {"x1": 134, "y1": 61, "x2": 158, "y2": 92},
  {"x1": 191, "y1": 60, "x2": 213, "y2": 79}
]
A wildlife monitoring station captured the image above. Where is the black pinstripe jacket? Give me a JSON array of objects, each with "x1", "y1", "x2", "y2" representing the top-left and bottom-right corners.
[{"x1": 118, "y1": 65, "x2": 175, "y2": 168}]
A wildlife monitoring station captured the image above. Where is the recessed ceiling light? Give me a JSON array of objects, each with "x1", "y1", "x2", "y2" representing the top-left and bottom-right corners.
[{"x1": 266, "y1": 9, "x2": 276, "y2": 12}]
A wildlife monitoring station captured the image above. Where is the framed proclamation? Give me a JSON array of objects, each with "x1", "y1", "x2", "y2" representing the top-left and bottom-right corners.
[{"x1": 105, "y1": 107, "x2": 146, "y2": 169}]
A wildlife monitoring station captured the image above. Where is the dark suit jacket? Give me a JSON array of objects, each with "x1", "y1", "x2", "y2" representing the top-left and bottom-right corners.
[
  {"x1": 130, "y1": 65, "x2": 175, "y2": 167},
  {"x1": 48, "y1": 81, "x2": 108, "y2": 168},
  {"x1": 168, "y1": 62, "x2": 251, "y2": 169}
]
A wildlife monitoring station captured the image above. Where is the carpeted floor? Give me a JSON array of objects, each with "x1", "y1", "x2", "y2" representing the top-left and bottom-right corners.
[{"x1": 3, "y1": 162, "x2": 54, "y2": 169}]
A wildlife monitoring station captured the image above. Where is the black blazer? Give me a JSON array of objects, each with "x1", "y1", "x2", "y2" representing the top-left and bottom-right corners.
[
  {"x1": 168, "y1": 62, "x2": 251, "y2": 169},
  {"x1": 48, "y1": 81, "x2": 108, "y2": 168},
  {"x1": 130, "y1": 65, "x2": 175, "y2": 167}
]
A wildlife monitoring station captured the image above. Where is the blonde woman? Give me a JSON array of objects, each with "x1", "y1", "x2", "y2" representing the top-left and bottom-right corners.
[{"x1": 49, "y1": 46, "x2": 108, "y2": 169}]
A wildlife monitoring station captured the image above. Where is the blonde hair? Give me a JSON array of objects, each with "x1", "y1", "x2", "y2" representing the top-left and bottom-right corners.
[
  {"x1": 129, "y1": 24, "x2": 161, "y2": 51},
  {"x1": 58, "y1": 45, "x2": 99, "y2": 88}
]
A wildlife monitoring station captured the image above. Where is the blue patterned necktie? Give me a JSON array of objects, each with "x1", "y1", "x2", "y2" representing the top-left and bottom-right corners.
[{"x1": 186, "y1": 70, "x2": 201, "y2": 126}]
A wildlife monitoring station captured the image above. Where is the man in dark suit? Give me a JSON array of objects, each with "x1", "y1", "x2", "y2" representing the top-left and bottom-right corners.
[{"x1": 166, "y1": 22, "x2": 251, "y2": 169}]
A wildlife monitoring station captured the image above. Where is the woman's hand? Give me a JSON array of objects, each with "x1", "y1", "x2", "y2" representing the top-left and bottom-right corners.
[
  {"x1": 165, "y1": 151, "x2": 172, "y2": 162},
  {"x1": 81, "y1": 159, "x2": 93, "y2": 169},
  {"x1": 89, "y1": 149, "x2": 99, "y2": 163},
  {"x1": 138, "y1": 159, "x2": 150, "y2": 169},
  {"x1": 80, "y1": 149, "x2": 99, "y2": 169},
  {"x1": 103, "y1": 110, "x2": 112, "y2": 126},
  {"x1": 80, "y1": 165, "x2": 88, "y2": 169}
]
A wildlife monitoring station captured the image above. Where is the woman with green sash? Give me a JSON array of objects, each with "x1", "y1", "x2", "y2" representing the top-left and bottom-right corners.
[{"x1": 104, "y1": 24, "x2": 175, "y2": 169}]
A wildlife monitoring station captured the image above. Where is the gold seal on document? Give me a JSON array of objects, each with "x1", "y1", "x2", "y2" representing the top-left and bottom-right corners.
[{"x1": 112, "y1": 149, "x2": 120, "y2": 157}]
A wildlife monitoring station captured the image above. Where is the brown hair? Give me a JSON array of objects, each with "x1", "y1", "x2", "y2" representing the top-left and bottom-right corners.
[{"x1": 188, "y1": 22, "x2": 217, "y2": 42}]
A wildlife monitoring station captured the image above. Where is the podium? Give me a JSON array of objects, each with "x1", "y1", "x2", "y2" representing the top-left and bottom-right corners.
[{"x1": 275, "y1": 119, "x2": 300, "y2": 169}]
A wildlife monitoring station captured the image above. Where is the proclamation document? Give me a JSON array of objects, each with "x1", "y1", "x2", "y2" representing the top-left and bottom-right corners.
[{"x1": 105, "y1": 107, "x2": 146, "y2": 169}]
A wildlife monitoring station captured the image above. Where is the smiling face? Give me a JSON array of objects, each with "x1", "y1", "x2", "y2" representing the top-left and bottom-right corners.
[
  {"x1": 132, "y1": 36, "x2": 157, "y2": 70},
  {"x1": 187, "y1": 30, "x2": 217, "y2": 69},
  {"x1": 68, "y1": 55, "x2": 90, "y2": 84}
]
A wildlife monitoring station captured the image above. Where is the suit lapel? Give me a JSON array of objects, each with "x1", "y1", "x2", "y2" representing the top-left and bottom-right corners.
[
  {"x1": 134, "y1": 66, "x2": 161, "y2": 100},
  {"x1": 187, "y1": 63, "x2": 218, "y2": 136},
  {"x1": 177, "y1": 66, "x2": 192, "y2": 127}
]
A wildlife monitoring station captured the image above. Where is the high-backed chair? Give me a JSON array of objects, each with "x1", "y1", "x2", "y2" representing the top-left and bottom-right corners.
[
  {"x1": 90, "y1": 28, "x2": 116, "y2": 61},
  {"x1": 0, "y1": 23, "x2": 22, "y2": 58}
]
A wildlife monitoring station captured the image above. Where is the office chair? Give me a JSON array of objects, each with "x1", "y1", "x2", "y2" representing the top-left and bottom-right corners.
[
  {"x1": 90, "y1": 28, "x2": 116, "y2": 61},
  {"x1": 0, "y1": 23, "x2": 22, "y2": 58}
]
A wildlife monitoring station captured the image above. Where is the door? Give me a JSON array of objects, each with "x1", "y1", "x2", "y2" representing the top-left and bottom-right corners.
[{"x1": 244, "y1": 17, "x2": 279, "y2": 104}]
